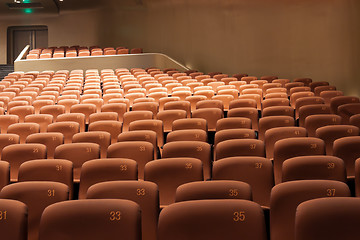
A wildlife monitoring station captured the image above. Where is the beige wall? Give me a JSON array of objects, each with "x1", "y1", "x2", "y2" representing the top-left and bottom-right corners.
[{"x1": 1, "y1": 0, "x2": 359, "y2": 96}]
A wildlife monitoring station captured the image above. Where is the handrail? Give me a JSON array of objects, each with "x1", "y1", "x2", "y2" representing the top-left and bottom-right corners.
[
  {"x1": 14, "y1": 46, "x2": 189, "y2": 72},
  {"x1": 15, "y1": 45, "x2": 30, "y2": 62}
]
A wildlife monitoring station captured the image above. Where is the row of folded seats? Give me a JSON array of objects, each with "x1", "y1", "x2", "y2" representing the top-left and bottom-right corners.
[
  {"x1": 0, "y1": 179, "x2": 359, "y2": 240},
  {"x1": 0, "y1": 68, "x2": 360, "y2": 239},
  {"x1": 26, "y1": 46, "x2": 143, "y2": 59},
  {"x1": 2, "y1": 136, "x2": 360, "y2": 200}
]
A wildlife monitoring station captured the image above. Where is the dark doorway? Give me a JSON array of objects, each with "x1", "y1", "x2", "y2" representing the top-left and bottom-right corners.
[{"x1": 7, "y1": 25, "x2": 48, "y2": 64}]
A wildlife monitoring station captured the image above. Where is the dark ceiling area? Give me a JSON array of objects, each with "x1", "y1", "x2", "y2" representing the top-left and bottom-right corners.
[{"x1": 0, "y1": 0, "x2": 108, "y2": 15}]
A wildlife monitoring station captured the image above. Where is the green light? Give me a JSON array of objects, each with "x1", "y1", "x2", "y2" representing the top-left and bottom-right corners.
[
  {"x1": 22, "y1": 0, "x2": 32, "y2": 13},
  {"x1": 23, "y1": 8, "x2": 33, "y2": 13}
]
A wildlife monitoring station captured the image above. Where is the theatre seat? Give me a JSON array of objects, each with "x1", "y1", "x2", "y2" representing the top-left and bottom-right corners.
[
  {"x1": 227, "y1": 108, "x2": 259, "y2": 130},
  {"x1": 293, "y1": 78, "x2": 312, "y2": 86},
  {"x1": 304, "y1": 114, "x2": 342, "y2": 137},
  {"x1": 87, "y1": 181, "x2": 158, "y2": 240},
  {"x1": 8, "y1": 106, "x2": 34, "y2": 123},
  {"x1": 172, "y1": 118, "x2": 207, "y2": 131},
  {"x1": 258, "y1": 116, "x2": 294, "y2": 141},
  {"x1": 215, "y1": 139, "x2": 265, "y2": 161},
  {"x1": 162, "y1": 141, "x2": 212, "y2": 180},
  {"x1": 107, "y1": 141, "x2": 153, "y2": 180},
  {"x1": 25, "y1": 132, "x2": 63, "y2": 159},
  {"x1": 320, "y1": 90, "x2": 343, "y2": 105},
  {"x1": 191, "y1": 108, "x2": 224, "y2": 131},
  {"x1": 7, "y1": 123, "x2": 40, "y2": 143},
  {"x1": 175, "y1": 180, "x2": 252, "y2": 202},
  {"x1": 0, "y1": 115, "x2": 19, "y2": 134},
  {"x1": 262, "y1": 106, "x2": 294, "y2": 118},
  {"x1": 270, "y1": 180, "x2": 350, "y2": 240},
  {"x1": 309, "y1": 81, "x2": 329, "y2": 92},
  {"x1": 330, "y1": 96, "x2": 360, "y2": 114},
  {"x1": 315, "y1": 125, "x2": 359, "y2": 155},
  {"x1": 101, "y1": 103, "x2": 127, "y2": 122},
  {"x1": 295, "y1": 96, "x2": 325, "y2": 118},
  {"x1": 89, "y1": 112, "x2": 118, "y2": 123},
  {"x1": 40, "y1": 105, "x2": 65, "y2": 119},
  {"x1": 158, "y1": 199, "x2": 267, "y2": 240},
  {"x1": 166, "y1": 129, "x2": 208, "y2": 143},
  {"x1": 264, "y1": 127, "x2": 307, "y2": 160},
  {"x1": 88, "y1": 120, "x2": 122, "y2": 144},
  {"x1": 73, "y1": 131, "x2": 111, "y2": 158},
  {"x1": 333, "y1": 136, "x2": 360, "y2": 178},
  {"x1": 24, "y1": 114, "x2": 53, "y2": 133},
  {"x1": 163, "y1": 100, "x2": 190, "y2": 117},
  {"x1": 0, "y1": 161, "x2": 9, "y2": 190},
  {"x1": 0, "y1": 133, "x2": 19, "y2": 158},
  {"x1": 262, "y1": 98, "x2": 290, "y2": 109},
  {"x1": 70, "y1": 104, "x2": 97, "y2": 124},
  {"x1": 298, "y1": 104, "x2": 331, "y2": 127},
  {"x1": 39, "y1": 199, "x2": 141, "y2": 240},
  {"x1": 214, "y1": 129, "x2": 256, "y2": 149},
  {"x1": 2, "y1": 143, "x2": 46, "y2": 181},
  {"x1": 0, "y1": 199, "x2": 27, "y2": 240},
  {"x1": 47, "y1": 121, "x2": 80, "y2": 144},
  {"x1": 129, "y1": 120, "x2": 164, "y2": 148},
  {"x1": 282, "y1": 156, "x2": 346, "y2": 183},
  {"x1": 216, "y1": 117, "x2": 252, "y2": 131},
  {"x1": 290, "y1": 89, "x2": 312, "y2": 105},
  {"x1": 18, "y1": 159, "x2": 73, "y2": 199},
  {"x1": 273, "y1": 137, "x2": 325, "y2": 184},
  {"x1": 350, "y1": 113, "x2": 360, "y2": 129},
  {"x1": 295, "y1": 197, "x2": 360, "y2": 240},
  {"x1": 78, "y1": 158, "x2": 137, "y2": 199},
  {"x1": 337, "y1": 103, "x2": 360, "y2": 124},
  {"x1": 56, "y1": 113, "x2": 86, "y2": 132},
  {"x1": 118, "y1": 130, "x2": 159, "y2": 159},
  {"x1": 54, "y1": 143, "x2": 100, "y2": 181},
  {"x1": 144, "y1": 158, "x2": 203, "y2": 207},
  {"x1": 212, "y1": 156, "x2": 274, "y2": 207},
  {"x1": 156, "y1": 110, "x2": 187, "y2": 132},
  {"x1": 0, "y1": 181, "x2": 69, "y2": 240}
]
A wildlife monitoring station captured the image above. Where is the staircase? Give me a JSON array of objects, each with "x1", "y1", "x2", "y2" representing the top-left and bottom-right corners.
[{"x1": 0, "y1": 65, "x2": 14, "y2": 80}]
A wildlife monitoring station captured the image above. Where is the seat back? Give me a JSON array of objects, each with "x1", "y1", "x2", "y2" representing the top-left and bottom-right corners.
[
  {"x1": 54, "y1": 143, "x2": 100, "y2": 181},
  {"x1": 264, "y1": 126, "x2": 307, "y2": 160},
  {"x1": 215, "y1": 139, "x2": 265, "y2": 161},
  {"x1": 270, "y1": 180, "x2": 350, "y2": 240},
  {"x1": 0, "y1": 181, "x2": 69, "y2": 240},
  {"x1": 144, "y1": 158, "x2": 203, "y2": 206},
  {"x1": 273, "y1": 137, "x2": 325, "y2": 184},
  {"x1": 39, "y1": 199, "x2": 141, "y2": 240},
  {"x1": 295, "y1": 197, "x2": 360, "y2": 240},
  {"x1": 175, "y1": 180, "x2": 252, "y2": 202},
  {"x1": 0, "y1": 199, "x2": 27, "y2": 240},
  {"x1": 107, "y1": 141, "x2": 153, "y2": 180},
  {"x1": 25, "y1": 132, "x2": 63, "y2": 159},
  {"x1": 333, "y1": 136, "x2": 360, "y2": 178},
  {"x1": 87, "y1": 181, "x2": 159, "y2": 240},
  {"x1": 73, "y1": 131, "x2": 111, "y2": 158},
  {"x1": 212, "y1": 156, "x2": 274, "y2": 207},
  {"x1": 18, "y1": 159, "x2": 73, "y2": 199},
  {"x1": 282, "y1": 156, "x2": 346, "y2": 182},
  {"x1": 162, "y1": 141, "x2": 212, "y2": 180},
  {"x1": 2, "y1": 143, "x2": 47, "y2": 181},
  {"x1": 315, "y1": 125, "x2": 359, "y2": 155},
  {"x1": 158, "y1": 199, "x2": 267, "y2": 240}
]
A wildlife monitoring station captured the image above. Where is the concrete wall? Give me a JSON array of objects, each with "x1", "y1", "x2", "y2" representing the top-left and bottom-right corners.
[{"x1": 1, "y1": 0, "x2": 359, "y2": 96}]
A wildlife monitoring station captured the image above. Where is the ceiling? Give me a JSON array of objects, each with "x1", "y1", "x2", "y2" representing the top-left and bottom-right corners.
[{"x1": 0, "y1": 0, "x2": 109, "y2": 15}]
